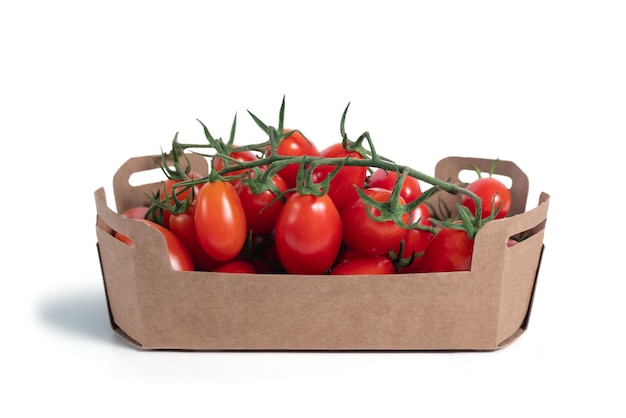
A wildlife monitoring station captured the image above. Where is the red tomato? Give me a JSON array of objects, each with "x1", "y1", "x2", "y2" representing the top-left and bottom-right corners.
[
  {"x1": 213, "y1": 259, "x2": 257, "y2": 273},
  {"x1": 195, "y1": 180, "x2": 247, "y2": 261},
  {"x1": 213, "y1": 148, "x2": 258, "y2": 180},
  {"x1": 115, "y1": 219, "x2": 194, "y2": 272},
  {"x1": 311, "y1": 143, "x2": 367, "y2": 211},
  {"x1": 367, "y1": 168, "x2": 422, "y2": 204},
  {"x1": 236, "y1": 170, "x2": 288, "y2": 235},
  {"x1": 169, "y1": 202, "x2": 223, "y2": 271},
  {"x1": 266, "y1": 130, "x2": 319, "y2": 189},
  {"x1": 121, "y1": 206, "x2": 149, "y2": 220},
  {"x1": 396, "y1": 203, "x2": 433, "y2": 273},
  {"x1": 417, "y1": 228, "x2": 474, "y2": 273},
  {"x1": 340, "y1": 187, "x2": 409, "y2": 256},
  {"x1": 330, "y1": 255, "x2": 395, "y2": 275},
  {"x1": 409, "y1": 202, "x2": 432, "y2": 227},
  {"x1": 158, "y1": 170, "x2": 204, "y2": 227},
  {"x1": 274, "y1": 193, "x2": 342, "y2": 274},
  {"x1": 461, "y1": 177, "x2": 511, "y2": 219},
  {"x1": 395, "y1": 229, "x2": 434, "y2": 273}
]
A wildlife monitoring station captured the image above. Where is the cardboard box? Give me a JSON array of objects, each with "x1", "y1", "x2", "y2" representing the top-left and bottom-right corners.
[{"x1": 94, "y1": 154, "x2": 549, "y2": 351}]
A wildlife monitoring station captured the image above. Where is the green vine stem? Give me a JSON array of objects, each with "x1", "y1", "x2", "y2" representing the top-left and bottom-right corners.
[{"x1": 152, "y1": 98, "x2": 490, "y2": 236}]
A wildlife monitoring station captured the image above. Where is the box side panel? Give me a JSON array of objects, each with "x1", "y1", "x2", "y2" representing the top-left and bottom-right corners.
[
  {"x1": 95, "y1": 222, "x2": 143, "y2": 345},
  {"x1": 496, "y1": 193, "x2": 550, "y2": 343},
  {"x1": 134, "y1": 271, "x2": 502, "y2": 351}
]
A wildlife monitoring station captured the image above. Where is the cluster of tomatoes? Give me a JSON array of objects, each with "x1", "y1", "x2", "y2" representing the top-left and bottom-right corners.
[{"x1": 116, "y1": 126, "x2": 513, "y2": 276}]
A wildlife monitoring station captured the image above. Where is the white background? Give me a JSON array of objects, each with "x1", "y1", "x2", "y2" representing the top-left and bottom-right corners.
[{"x1": 2, "y1": 1, "x2": 624, "y2": 416}]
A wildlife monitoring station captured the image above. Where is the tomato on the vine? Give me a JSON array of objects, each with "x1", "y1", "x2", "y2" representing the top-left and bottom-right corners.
[
  {"x1": 158, "y1": 170, "x2": 204, "y2": 227},
  {"x1": 169, "y1": 202, "x2": 223, "y2": 271},
  {"x1": 417, "y1": 228, "x2": 474, "y2": 273},
  {"x1": 340, "y1": 187, "x2": 409, "y2": 256},
  {"x1": 115, "y1": 219, "x2": 194, "y2": 272},
  {"x1": 461, "y1": 177, "x2": 511, "y2": 220},
  {"x1": 236, "y1": 170, "x2": 288, "y2": 235},
  {"x1": 266, "y1": 130, "x2": 319, "y2": 189},
  {"x1": 213, "y1": 148, "x2": 258, "y2": 181},
  {"x1": 395, "y1": 203, "x2": 433, "y2": 273},
  {"x1": 311, "y1": 143, "x2": 367, "y2": 211},
  {"x1": 367, "y1": 168, "x2": 422, "y2": 204},
  {"x1": 274, "y1": 192, "x2": 342, "y2": 274},
  {"x1": 330, "y1": 255, "x2": 395, "y2": 275},
  {"x1": 195, "y1": 180, "x2": 247, "y2": 261}
]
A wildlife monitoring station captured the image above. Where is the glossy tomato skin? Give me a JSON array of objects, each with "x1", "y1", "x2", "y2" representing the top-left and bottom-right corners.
[
  {"x1": 213, "y1": 259, "x2": 257, "y2": 273},
  {"x1": 236, "y1": 170, "x2": 288, "y2": 235},
  {"x1": 274, "y1": 193, "x2": 342, "y2": 275},
  {"x1": 195, "y1": 181, "x2": 247, "y2": 261},
  {"x1": 267, "y1": 130, "x2": 319, "y2": 189},
  {"x1": 213, "y1": 148, "x2": 258, "y2": 182},
  {"x1": 169, "y1": 203, "x2": 223, "y2": 271},
  {"x1": 461, "y1": 177, "x2": 511, "y2": 219},
  {"x1": 396, "y1": 203, "x2": 433, "y2": 273},
  {"x1": 340, "y1": 187, "x2": 409, "y2": 256},
  {"x1": 417, "y1": 228, "x2": 474, "y2": 273},
  {"x1": 121, "y1": 206, "x2": 149, "y2": 220},
  {"x1": 311, "y1": 143, "x2": 367, "y2": 211},
  {"x1": 395, "y1": 229, "x2": 434, "y2": 273},
  {"x1": 330, "y1": 255, "x2": 395, "y2": 275},
  {"x1": 115, "y1": 219, "x2": 194, "y2": 272},
  {"x1": 367, "y1": 169, "x2": 422, "y2": 204},
  {"x1": 159, "y1": 170, "x2": 204, "y2": 228}
]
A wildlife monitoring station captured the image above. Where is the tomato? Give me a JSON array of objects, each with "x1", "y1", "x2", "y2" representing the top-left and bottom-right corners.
[
  {"x1": 409, "y1": 202, "x2": 432, "y2": 227},
  {"x1": 266, "y1": 130, "x2": 319, "y2": 189},
  {"x1": 115, "y1": 219, "x2": 194, "y2": 272},
  {"x1": 236, "y1": 170, "x2": 288, "y2": 235},
  {"x1": 311, "y1": 143, "x2": 367, "y2": 211},
  {"x1": 330, "y1": 255, "x2": 395, "y2": 275},
  {"x1": 395, "y1": 229, "x2": 433, "y2": 273},
  {"x1": 367, "y1": 168, "x2": 422, "y2": 204},
  {"x1": 169, "y1": 202, "x2": 223, "y2": 271},
  {"x1": 195, "y1": 180, "x2": 247, "y2": 261},
  {"x1": 274, "y1": 192, "x2": 342, "y2": 274},
  {"x1": 213, "y1": 148, "x2": 258, "y2": 181},
  {"x1": 461, "y1": 177, "x2": 511, "y2": 219},
  {"x1": 158, "y1": 170, "x2": 204, "y2": 227},
  {"x1": 121, "y1": 206, "x2": 149, "y2": 220},
  {"x1": 340, "y1": 187, "x2": 409, "y2": 256},
  {"x1": 417, "y1": 228, "x2": 474, "y2": 273},
  {"x1": 396, "y1": 203, "x2": 433, "y2": 273},
  {"x1": 213, "y1": 259, "x2": 257, "y2": 273}
]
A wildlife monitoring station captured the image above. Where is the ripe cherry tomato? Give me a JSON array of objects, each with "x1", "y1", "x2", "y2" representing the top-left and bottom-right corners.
[
  {"x1": 115, "y1": 219, "x2": 194, "y2": 272},
  {"x1": 213, "y1": 148, "x2": 259, "y2": 181},
  {"x1": 236, "y1": 170, "x2": 288, "y2": 235},
  {"x1": 169, "y1": 202, "x2": 224, "y2": 271},
  {"x1": 158, "y1": 170, "x2": 204, "y2": 227},
  {"x1": 367, "y1": 168, "x2": 422, "y2": 204},
  {"x1": 396, "y1": 203, "x2": 433, "y2": 273},
  {"x1": 121, "y1": 206, "x2": 149, "y2": 220},
  {"x1": 311, "y1": 143, "x2": 367, "y2": 211},
  {"x1": 461, "y1": 177, "x2": 511, "y2": 219},
  {"x1": 340, "y1": 187, "x2": 409, "y2": 256},
  {"x1": 213, "y1": 259, "x2": 257, "y2": 273},
  {"x1": 195, "y1": 180, "x2": 247, "y2": 261},
  {"x1": 274, "y1": 192, "x2": 342, "y2": 274},
  {"x1": 395, "y1": 229, "x2": 433, "y2": 273},
  {"x1": 417, "y1": 228, "x2": 474, "y2": 273},
  {"x1": 266, "y1": 130, "x2": 319, "y2": 189},
  {"x1": 330, "y1": 255, "x2": 395, "y2": 275}
]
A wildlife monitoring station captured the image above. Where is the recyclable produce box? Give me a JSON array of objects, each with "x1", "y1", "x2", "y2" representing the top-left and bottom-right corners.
[{"x1": 94, "y1": 153, "x2": 549, "y2": 351}]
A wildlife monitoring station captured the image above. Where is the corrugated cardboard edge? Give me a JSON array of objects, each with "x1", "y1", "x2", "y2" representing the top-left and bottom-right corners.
[{"x1": 95, "y1": 154, "x2": 549, "y2": 352}]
